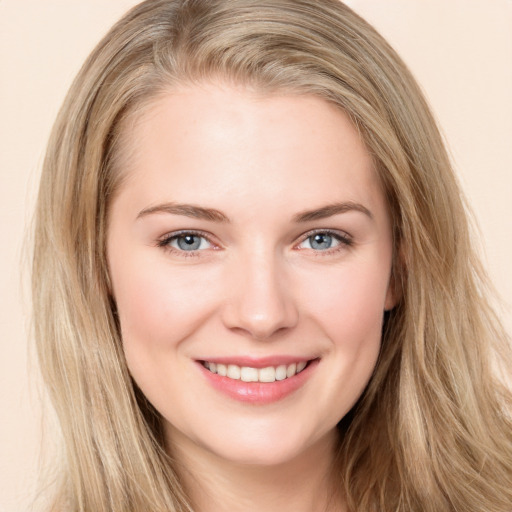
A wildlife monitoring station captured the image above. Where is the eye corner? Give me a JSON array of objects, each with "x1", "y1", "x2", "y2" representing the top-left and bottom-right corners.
[
  {"x1": 295, "y1": 229, "x2": 353, "y2": 254},
  {"x1": 156, "y1": 229, "x2": 220, "y2": 256}
]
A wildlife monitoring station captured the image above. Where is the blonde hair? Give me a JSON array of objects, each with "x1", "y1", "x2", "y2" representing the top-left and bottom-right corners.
[{"x1": 33, "y1": 0, "x2": 512, "y2": 510}]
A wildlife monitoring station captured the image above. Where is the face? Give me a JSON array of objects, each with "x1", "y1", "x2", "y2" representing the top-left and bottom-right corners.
[{"x1": 107, "y1": 83, "x2": 395, "y2": 468}]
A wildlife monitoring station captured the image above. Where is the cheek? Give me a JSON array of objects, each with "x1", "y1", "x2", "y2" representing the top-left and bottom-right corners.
[
  {"x1": 305, "y1": 259, "x2": 390, "y2": 342},
  {"x1": 110, "y1": 253, "x2": 221, "y2": 356},
  {"x1": 110, "y1": 256, "x2": 225, "y2": 405},
  {"x1": 303, "y1": 261, "x2": 388, "y2": 416}
]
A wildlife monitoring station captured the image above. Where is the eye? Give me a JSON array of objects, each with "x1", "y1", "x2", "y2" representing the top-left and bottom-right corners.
[
  {"x1": 297, "y1": 230, "x2": 352, "y2": 252},
  {"x1": 158, "y1": 231, "x2": 214, "y2": 253}
]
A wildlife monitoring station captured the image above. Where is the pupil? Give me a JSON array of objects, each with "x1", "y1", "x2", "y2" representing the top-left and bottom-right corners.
[
  {"x1": 178, "y1": 235, "x2": 201, "y2": 250},
  {"x1": 311, "y1": 233, "x2": 332, "y2": 250}
]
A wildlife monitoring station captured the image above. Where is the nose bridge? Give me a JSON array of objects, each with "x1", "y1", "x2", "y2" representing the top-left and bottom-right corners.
[{"x1": 222, "y1": 246, "x2": 298, "y2": 339}]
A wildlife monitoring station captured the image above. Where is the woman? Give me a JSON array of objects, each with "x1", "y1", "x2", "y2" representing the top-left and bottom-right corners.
[{"x1": 32, "y1": 0, "x2": 512, "y2": 511}]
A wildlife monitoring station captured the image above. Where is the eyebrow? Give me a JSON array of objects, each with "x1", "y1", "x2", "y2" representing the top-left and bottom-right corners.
[
  {"x1": 137, "y1": 203, "x2": 230, "y2": 222},
  {"x1": 137, "y1": 201, "x2": 372, "y2": 223},
  {"x1": 293, "y1": 201, "x2": 373, "y2": 222}
]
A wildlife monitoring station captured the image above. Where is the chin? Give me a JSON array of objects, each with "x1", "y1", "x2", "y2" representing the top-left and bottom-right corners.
[{"x1": 174, "y1": 419, "x2": 338, "y2": 469}]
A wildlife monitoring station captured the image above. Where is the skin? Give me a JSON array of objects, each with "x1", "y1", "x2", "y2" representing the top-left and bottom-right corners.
[{"x1": 107, "y1": 82, "x2": 396, "y2": 512}]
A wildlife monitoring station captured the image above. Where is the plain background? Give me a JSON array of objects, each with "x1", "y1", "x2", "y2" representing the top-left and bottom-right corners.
[{"x1": 1, "y1": 1, "x2": 511, "y2": 510}]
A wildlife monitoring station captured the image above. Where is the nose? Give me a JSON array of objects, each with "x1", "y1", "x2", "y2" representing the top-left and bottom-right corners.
[{"x1": 221, "y1": 252, "x2": 299, "y2": 340}]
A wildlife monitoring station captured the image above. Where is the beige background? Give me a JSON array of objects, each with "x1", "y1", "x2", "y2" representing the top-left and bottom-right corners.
[{"x1": 1, "y1": 1, "x2": 511, "y2": 510}]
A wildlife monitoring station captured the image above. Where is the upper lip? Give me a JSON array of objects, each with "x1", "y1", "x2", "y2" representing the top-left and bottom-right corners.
[{"x1": 197, "y1": 356, "x2": 317, "y2": 368}]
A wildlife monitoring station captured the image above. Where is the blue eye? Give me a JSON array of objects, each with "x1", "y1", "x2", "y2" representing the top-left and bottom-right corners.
[
  {"x1": 172, "y1": 234, "x2": 208, "y2": 251},
  {"x1": 298, "y1": 231, "x2": 351, "y2": 251},
  {"x1": 159, "y1": 232, "x2": 213, "y2": 252},
  {"x1": 309, "y1": 233, "x2": 336, "y2": 250}
]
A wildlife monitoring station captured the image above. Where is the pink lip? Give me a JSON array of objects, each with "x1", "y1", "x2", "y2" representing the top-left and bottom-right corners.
[
  {"x1": 199, "y1": 355, "x2": 312, "y2": 368},
  {"x1": 196, "y1": 358, "x2": 319, "y2": 404}
]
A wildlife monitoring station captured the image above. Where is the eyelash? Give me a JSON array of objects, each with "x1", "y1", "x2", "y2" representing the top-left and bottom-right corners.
[
  {"x1": 157, "y1": 229, "x2": 353, "y2": 257},
  {"x1": 297, "y1": 229, "x2": 353, "y2": 255},
  {"x1": 157, "y1": 230, "x2": 216, "y2": 258}
]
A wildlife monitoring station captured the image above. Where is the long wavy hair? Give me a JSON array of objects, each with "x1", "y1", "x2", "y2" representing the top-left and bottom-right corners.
[{"x1": 32, "y1": 1, "x2": 512, "y2": 510}]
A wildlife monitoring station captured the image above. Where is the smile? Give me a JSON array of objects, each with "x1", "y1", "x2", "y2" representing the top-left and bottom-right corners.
[
  {"x1": 198, "y1": 357, "x2": 319, "y2": 404},
  {"x1": 201, "y1": 360, "x2": 308, "y2": 383}
]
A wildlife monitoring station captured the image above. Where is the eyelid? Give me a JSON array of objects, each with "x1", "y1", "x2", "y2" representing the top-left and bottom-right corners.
[
  {"x1": 295, "y1": 228, "x2": 353, "y2": 251},
  {"x1": 157, "y1": 229, "x2": 220, "y2": 253},
  {"x1": 156, "y1": 228, "x2": 353, "y2": 256}
]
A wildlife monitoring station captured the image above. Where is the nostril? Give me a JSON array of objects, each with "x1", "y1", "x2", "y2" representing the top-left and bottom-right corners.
[{"x1": 220, "y1": 265, "x2": 300, "y2": 339}]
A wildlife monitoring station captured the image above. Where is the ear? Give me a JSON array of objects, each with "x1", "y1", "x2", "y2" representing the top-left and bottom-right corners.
[
  {"x1": 384, "y1": 244, "x2": 405, "y2": 311},
  {"x1": 384, "y1": 276, "x2": 398, "y2": 311}
]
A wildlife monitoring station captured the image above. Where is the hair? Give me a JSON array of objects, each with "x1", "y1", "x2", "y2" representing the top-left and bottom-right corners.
[{"x1": 32, "y1": 0, "x2": 512, "y2": 511}]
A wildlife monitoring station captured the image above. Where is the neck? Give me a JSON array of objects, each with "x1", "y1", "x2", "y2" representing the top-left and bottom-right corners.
[
  {"x1": 168, "y1": 429, "x2": 345, "y2": 512},
  {"x1": 166, "y1": 432, "x2": 345, "y2": 512}
]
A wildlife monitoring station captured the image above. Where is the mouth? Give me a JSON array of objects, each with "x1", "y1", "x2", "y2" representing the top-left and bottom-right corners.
[
  {"x1": 201, "y1": 360, "x2": 308, "y2": 383},
  {"x1": 197, "y1": 357, "x2": 319, "y2": 404}
]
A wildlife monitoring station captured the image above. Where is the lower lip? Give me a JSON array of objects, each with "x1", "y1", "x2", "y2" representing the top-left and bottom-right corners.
[{"x1": 197, "y1": 359, "x2": 319, "y2": 404}]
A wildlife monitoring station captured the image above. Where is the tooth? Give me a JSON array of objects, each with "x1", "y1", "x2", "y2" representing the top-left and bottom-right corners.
[
  {"x1": 286, "y1": 363, "x2": 296, "y2": 378},
  {"x1": 217, "y1": 363, "x2": 227, "y2": 376},
  {"x1": 227, "y1": 364, "x2": 241, "y2": 380},
  {"x1": 296, "y1": 361, "x2": 307, "y2": 373},
  {"x1": 275, "y1": 365, "x2": 287, "y2": 381},
  {"x1": 209, "y1": 362, "x2": 217, "y2": 373},
  {"x1": 240, "y1": 367, "x2": 258, "y2": 382},
  {"x1": 258, "y1": 366, "x2": 276, "y2": 382}
]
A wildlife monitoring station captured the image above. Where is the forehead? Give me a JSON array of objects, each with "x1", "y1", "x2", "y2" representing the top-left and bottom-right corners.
[{"x1": 114, "y1": 83, "x2": 386, "y2": 217}]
